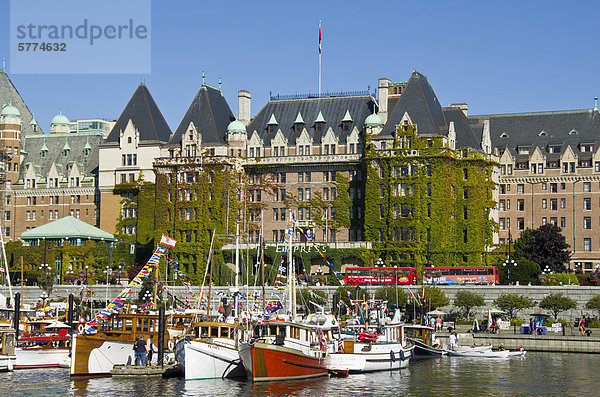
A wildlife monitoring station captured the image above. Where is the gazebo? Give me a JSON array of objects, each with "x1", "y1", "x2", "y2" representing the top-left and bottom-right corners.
[
  {"x1": 19, "y1": 217, "x2": 115, "y2": 284},
  {"x1": 20, "y1": 216, "x2": 115, "y2": 246}
]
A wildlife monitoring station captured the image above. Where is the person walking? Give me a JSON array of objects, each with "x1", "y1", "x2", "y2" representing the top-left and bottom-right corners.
[
  {"x1": 578, "y1": 318, "x2": 585, "y2": 336},
  {"x1": 146, "y1": 334, "x2": 157, "y2": 366},
  {"x1": 133, "y1": 336, "x2": 147, "y2": 366}
]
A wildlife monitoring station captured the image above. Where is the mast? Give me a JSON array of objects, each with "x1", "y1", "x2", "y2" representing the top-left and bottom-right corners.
[
  {"x1": 287, "y1": 210, "x2": 295, "y2": 319},
  {"x1": 0, "y1": 216, "x2": 13, "y2": 303},
  {"x1": 207, "y1": 230, "x2": 216, "y2": 319},
  {"x1": 260, "y1": 213, "x2": 265, "y2": 313},
  {"x1": 234, "y1": 223, "x2": 240, "y2": 319}
]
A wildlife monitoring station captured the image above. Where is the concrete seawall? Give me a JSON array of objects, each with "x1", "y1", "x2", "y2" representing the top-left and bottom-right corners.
[
  {"x1": 2, "y1": 284, "x2": 600, "y2": 320},
  {"x1": 436, "y1": 326, "x2": 600, "y2": 354}
]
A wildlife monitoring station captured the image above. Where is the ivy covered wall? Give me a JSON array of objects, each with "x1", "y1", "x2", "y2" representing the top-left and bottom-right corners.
[{"x1": 363, "y1": 123, "x2": 497, "y2": 276}]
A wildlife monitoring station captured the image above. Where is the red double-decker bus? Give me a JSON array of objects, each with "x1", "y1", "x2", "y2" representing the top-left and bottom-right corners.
[
  {"x1": 343, "y1": 267, "x2": 417, "y2": 286},
  {"x1": 423, "y1": 266, "x2": 499, "y2": 285}
]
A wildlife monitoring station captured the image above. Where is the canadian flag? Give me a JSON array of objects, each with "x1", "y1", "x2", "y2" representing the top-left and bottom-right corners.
[{"x1": 159, "y1": 234, "x2": 177, "y2": 247}]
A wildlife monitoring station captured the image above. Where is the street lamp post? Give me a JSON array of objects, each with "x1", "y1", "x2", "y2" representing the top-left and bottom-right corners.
[
  {"x1": 84, "y1": 265, "x2": 89, "y2": 284},
  {"x1": 503, "y1": 230, "x2": 517, "y2": 284},
  {"x1": 104, "y1": 266, "x2": 111, "y2": 305},
  {"x1": 118, "y1": 260, "x2": 125, "y2": 285}
]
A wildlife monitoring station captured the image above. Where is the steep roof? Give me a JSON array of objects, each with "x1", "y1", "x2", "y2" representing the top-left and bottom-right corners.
[
  {"x1": 0, "y1": 69, "x2": 41, "y2": 135},
  {"x1": 19, "y1": 132, "x2": 104, "y2": 181},
  {"x1": 169, "y1": 84, "x2": 234, "y2": 146},
  {"x1": 106, "y1": 84, "x2": 172, "y2": 143},
  {"x1": 382, "y1": 71, "x2": 446, "y2": 137},
  {"x1": 247, "y1": 95, "x2": 376, "y2": 146},
  {"x1": 469, "y1": 109, "x2": 600, "y2": 156},
  {"x1": 443, "y1": 107, "x2": 482, "y2": 150},
  {"x1": 20, "y1": 216, "x2": 114, "y2": 241}
]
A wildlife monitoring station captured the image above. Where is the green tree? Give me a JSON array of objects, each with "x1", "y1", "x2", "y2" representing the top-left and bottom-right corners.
[
  {"x1": 539, "y1": 293, "x2": 577, "y2": 319},
  {"x1": 296, "y1": 289, "x2": 328, "y2": 313},
  {"x1": 419, "y1": 286, "x2": 449, "y2": 310},
  {"x1": 514, "y1": 225, "x2": 571, "y2": 273},
  {"x1": 334, "y1": 285, "x2": 367, "y2": 307},
  {"x1": 454, "y1": 290, "x2": 485, "y2": 319},
  {"x1": 374, "y1": 286, "x2": 408, "y2": 308},
  {"x1": 498, "y1": 258, "x2": 541, "y2": 285},
  {"x1": 494, "y1": 293, "x2": 534, "y2": 319},
  {"x1": 585, "y1": 295, "x2": 600, "y2": 317}
]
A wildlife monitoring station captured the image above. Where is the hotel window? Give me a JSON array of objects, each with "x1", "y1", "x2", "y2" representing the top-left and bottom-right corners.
[
  {"x1": 550, "y1": 217, "x2": 557, "y2": 226},
  {"x1": 499, "y1": 218, "x2": 505, "y2": 230},
  {"x1": 584, "y1": 182, "x2": 591, "y2": 192},
  {"x1": 560, "y1": 217, "x2": 566, "y2": 227},
  {"x1": 517, "y1": 199, "x2": 525, "y2": 211},
  {"x1": 596, "y1": 162, "x2": 600, "y2": 172},
  {"x1": 542, "y1": 199, "x2": 547, "y2": 209},
  {"x1": 517, "y1": 184, "x2": 524, "y2": 194},
  {"x1": 550, "y1": 183, "x2": 557, "y2": 193},
  {"x1": 542, "y1": 217, "x2": 547, "y2": 225},
  {"x1": 550, "y1": 198, "x2": 557, "y2": 210},
  {"x1": 298, "y1": 189, "x2": 304, "y2": 201},
  {"x1": 561, "y1": 182, "x2": 566, "y2": 190},
  {"x1": 584, "y1": 217, "x2": 592, "y2": 229},
  {"x1": 584, "y1": 198, "x2": 592, "y2": 210},
  {"x1": 542, "y1": 183, "x2": 547, "y2": 190},
  {"x1": 581, "y1": 143, "x2": 595, "y2": 152},
  {"x1": 507, "y1": 164, "x2": 513, "y2": 175},
  {"x1": 305, "y1": 188, "x2": 311, "y2": 200},
  {"x1": 499, "y1": 184, "x2": 506, "y2": 194},
  {"x1": 298, "y1": 172, "x2": 303, "y2": 183},
  {"x1": 499, "y1": 200, "x2": 505, "y2": 211},
  {"x1": 517, "y1": 217, "x2": 524, "y2": 230},
  {"x1": 584, "y1": 238, "x2": 591, "y2": 252}
]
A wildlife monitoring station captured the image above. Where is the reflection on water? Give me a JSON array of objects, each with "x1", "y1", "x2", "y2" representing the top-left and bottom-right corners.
[{"x1": 1, "y1": 353, "x2": 598, "y2": 396}]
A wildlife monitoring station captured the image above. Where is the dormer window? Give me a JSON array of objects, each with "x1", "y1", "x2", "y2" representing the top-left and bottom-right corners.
[
  {"x1": 63, "y1": 149, "x2": 69, "y2": 157},
  {"x1": 188, "y1": 129, "x2": 194, "y2": 141},
  {"x1": 581, "y1": 143, "x2": 595, "y2": 153},
  {"x1": 315, "y1": 111, "x2": 325, "y2": 133},
  {"x1": 342, "y1": 121, "x2": 351, "y2": 132},
  {"x1": 40, "y1": 150, "x2": 47, "y2": 159},
  {"x1": 84, "y1": 148, "x2": 90, "y2": 158},
  {"x1": 517, "y1": 146, "x2": 530, "y2": 155},
  {"x1": 267, "y1": 114, "x2": 278, "y2": 134},
  {"x1": 548, "y1": 145, "x2": 561, "y2": 154},
  {"x1": 127, "y1": 137, "x2": 132, "y2": 144},
  {"x1": 315, "y1": 123, "x2": 324, "y2": 133},
  {"x1": 294, "y1": 112, "x2": 304, "y2": 133}
]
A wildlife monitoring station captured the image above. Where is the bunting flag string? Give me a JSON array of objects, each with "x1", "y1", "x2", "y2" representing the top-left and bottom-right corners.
[{"x1": 82, "y1": 246, "x2": 168, "y2": 334}]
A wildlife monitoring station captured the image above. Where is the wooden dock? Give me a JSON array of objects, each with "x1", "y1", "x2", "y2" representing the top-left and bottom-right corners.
[{"x1": 110, "y1": 364, "x2": 182, "y2": 378}]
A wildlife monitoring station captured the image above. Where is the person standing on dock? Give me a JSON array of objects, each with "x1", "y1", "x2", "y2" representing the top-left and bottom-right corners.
[
  {"x1": 147, "y1": 335, "x2": 157, "y2": 366},
  {"x1": 133, "y1": 336, "x2": 147, "y2": 366}
]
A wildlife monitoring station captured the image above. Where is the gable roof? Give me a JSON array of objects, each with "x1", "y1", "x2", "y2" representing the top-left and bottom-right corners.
[
  {"x1": 469, "y1": 109, "x2": 600, "y2": 156},
  {"x1": 443, "y1": 107, "x2": 482, "y2": 150},
  {"x1": 169, "y1": 84, "x2": 234, "y2": 146},
  {"x1": 106, "y1": 83, "x2": 172, "y2": 143},
  {"x1": 20, "y1": 216, "x2": 115, "y2": 241},
  {"x1": 0, "y1": 70, "x2": 41, "y2": 136},
  {"x1": 382, "y1": 70, "x2": 446, "y2": 137},
  {"x1": 247, "y1": 95, "x2": 376, "y2": 146}
]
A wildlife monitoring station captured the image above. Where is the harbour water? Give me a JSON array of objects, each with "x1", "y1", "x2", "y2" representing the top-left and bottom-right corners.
[{"x1": 2, "y1": 352, "x2": 598, "y2": 396}]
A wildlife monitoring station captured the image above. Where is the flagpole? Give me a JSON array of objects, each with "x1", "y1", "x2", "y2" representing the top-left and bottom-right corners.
[
  {"x1": 318, "y1": 20, "x2": 322, "y2": 97},
  {"x1": 261, "y1": 212, "x2": 266, "y2": 313}
]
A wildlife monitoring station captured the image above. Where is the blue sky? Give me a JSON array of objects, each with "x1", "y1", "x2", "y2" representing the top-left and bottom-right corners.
[{"x1": 1, "y1": 0, "x2": 599, "y2": 131}]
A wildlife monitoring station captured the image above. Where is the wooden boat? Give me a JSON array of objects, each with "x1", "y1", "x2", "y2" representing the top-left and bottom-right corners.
[
  {"x1": 238, "y1": 320, "x2": 330, "y2": 382},
  {"x1": 328, "y1": 307, "x2": 413, "y2": 373},
  {"x1": 446, "y1": 349, "x2": 510, "y2": 358},
  {"x1": 508, "y1": 350, "x2": 527, "y2": 358},
  {"x1": 404, "y1": 325, "x2": 444, "y2": 359},
  {"x1": 0, "y1": 326, "x2": 16, "y2": 371},
  {"x1": 70, "y1": 312, "x2": 194, "y2": 378},
  {"x1": 177, "y1": 321, "x2": 248, "y2": 380},
  {"x1": 14, "y1": 319, "x2": 71, "y2": 369},
  {"x1": 444, "y1": 344, "x2": 493, "y2": 353}
]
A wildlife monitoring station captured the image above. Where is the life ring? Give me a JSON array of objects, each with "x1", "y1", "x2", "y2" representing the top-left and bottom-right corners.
[
  {"x1": 65, "y1": 340, "x2": 71, "y2": 347},
  {"x1": 168, "y1": 340, "x2": 174, "y2": 351},
  {"x1": 78, "y1": 324, "x2": 85, "y2": 334},
  {"x1": 51, "y1": 341, "x2": 58, "y2": 347}
]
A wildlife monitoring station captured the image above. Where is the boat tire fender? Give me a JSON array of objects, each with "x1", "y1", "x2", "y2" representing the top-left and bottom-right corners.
[{"x1": 78, "y1": 324, "x2": 85, "y2": 334}]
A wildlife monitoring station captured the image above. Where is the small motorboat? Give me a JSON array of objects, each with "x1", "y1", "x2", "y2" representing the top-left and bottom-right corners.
[
  {"x1": 443, "y1": 344, "x2": 492, "y2": 353},
  {"x1": 446, "y1": 350, "x2": 510, "y2": 358},
  {"x1": 508, "y1": 350, "x2": 526, "y2": 358}
]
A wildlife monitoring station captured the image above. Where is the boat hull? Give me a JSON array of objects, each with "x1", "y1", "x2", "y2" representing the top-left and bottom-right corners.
[
  {"x1": 181, "y1": 340, "x2": 246, "y2": 380},
  {"x1": 0, "y1": 355, "x2": 16, "y2": 372},
  {"x1": 408, "y1": 338, "x2": 444, "y2": 359},
  {"x1": 71, "y1": 336, "x2": 136, "y2": 377},
  {"x1": 239, "y1": 341, "x2": 328, "y2": 382},
  {"x1": 14, "y1": 347, "x2": 70, "y2": 369},
  {"x1": 329, "y1": 343, "x2": 412, "y2": 373},
  {"x1": 447, "y1": 350, "x2": 510, "y2": 358}
]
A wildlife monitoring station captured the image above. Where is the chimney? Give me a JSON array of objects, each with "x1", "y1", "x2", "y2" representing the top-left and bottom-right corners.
[
  {"x1": 238, "y1": 90, "x2": 251, "y2": 126},
  {"x1": 378, "y1": 77, "x2": 391, "y2": 123},
  {"x1": 451, "y1": 103, "x2": 468, "y2": 117}
]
